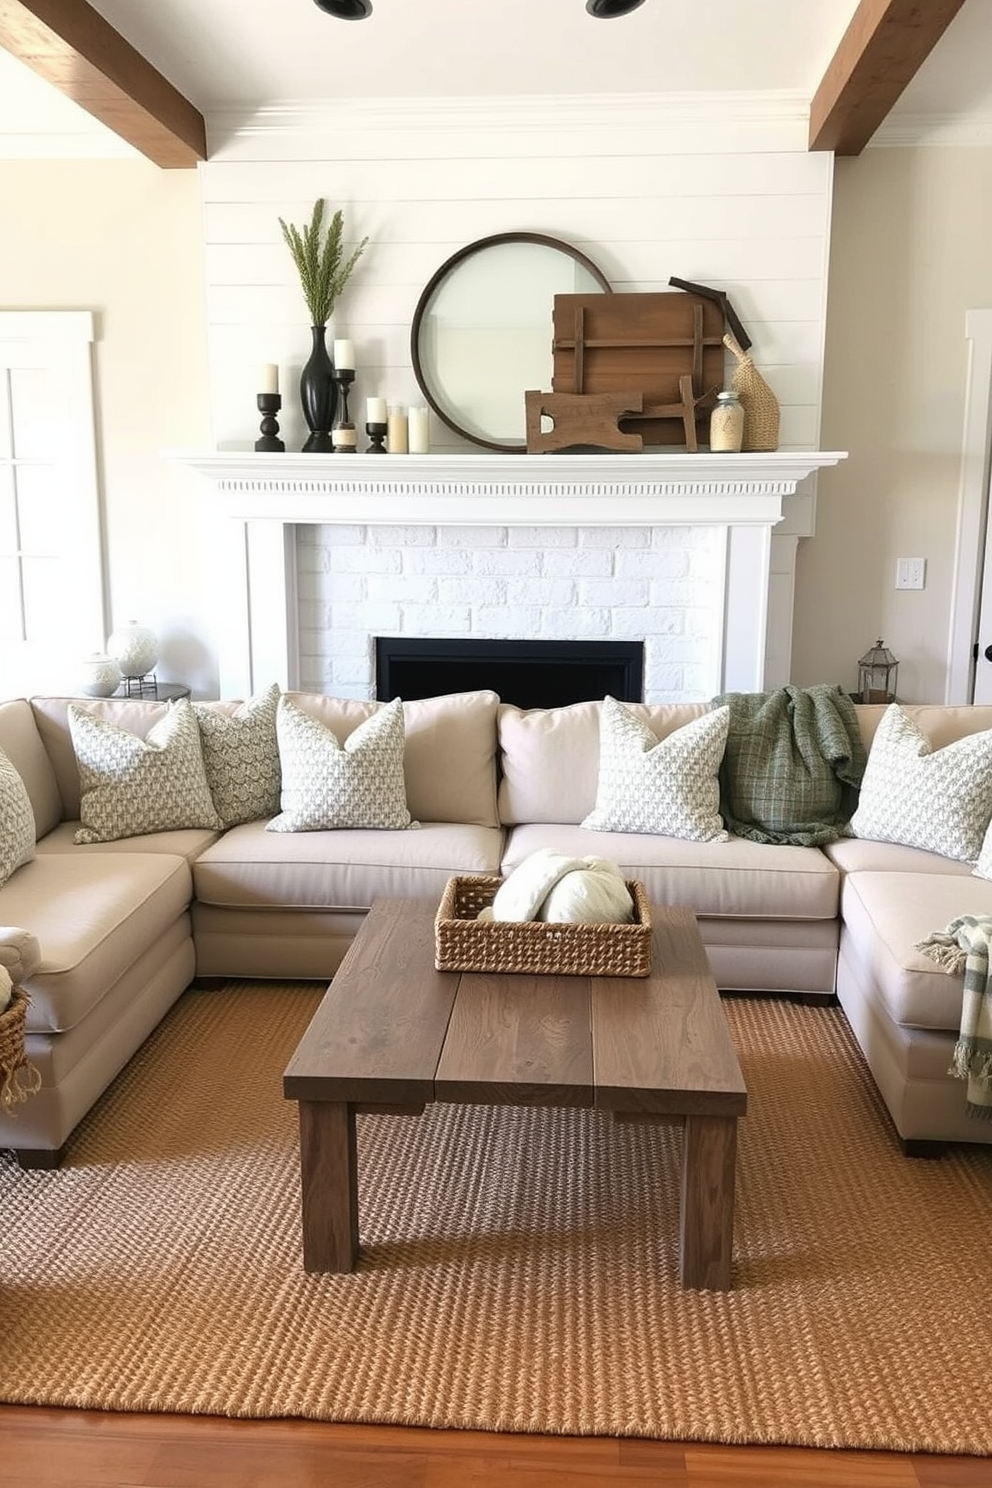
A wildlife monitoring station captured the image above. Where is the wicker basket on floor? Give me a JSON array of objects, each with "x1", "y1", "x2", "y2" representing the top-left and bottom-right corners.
[
  {"x1": 434, "y1": 874, "x2": 652, "y2": 977},
  {"x1": 0, "y1": 987, "x2": 41, "y2": 1112}
]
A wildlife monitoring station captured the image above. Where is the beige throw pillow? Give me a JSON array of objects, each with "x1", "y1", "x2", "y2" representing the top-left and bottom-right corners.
[
  {"x1": 0, "y1": 746, "x2": 35, "y2": 887},
  {"x1": 267, "y1": 695, "x2": 415, "y2": 832},
  {"x1": 581, "y1": 695, "x2": 730, "y2": 840},
  {"x1": 70, "y1": 699, "x2": 224, "y2": 843},
  {"x1": 193, "y1": 684, "x2": 282, "y2": 827},
  {"x1": 851, "y1": 702, "x2": 992, "y2": 862}
]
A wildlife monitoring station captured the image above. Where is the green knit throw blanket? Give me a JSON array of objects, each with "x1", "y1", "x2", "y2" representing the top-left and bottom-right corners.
[
  {"x1": 711, "y1": 684, "x2": 866, "y2": 846},
  {"x1": 917, "y1": 915, "x2": 992, "y2": 1119}
]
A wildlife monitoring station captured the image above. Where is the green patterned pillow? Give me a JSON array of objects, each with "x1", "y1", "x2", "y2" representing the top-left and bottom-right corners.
[
  {"x1": 70, "y1": 699, "x2": 224, "y2": 843},
  {"x1": 267, "y1": 695, "x2": 415, "y2": 832},
  {"x1": 0, "y1": 745, "x2": 35, "y2": 887},
  {"x1": 581, "y1": 696, "x2": 730, "y2": 840},
  {"x1": 851, "y1": 703, "x2": 992, "y2": 861},
  {"x1": 193, "y1": 684, "x2": 281, "y2": 827}
]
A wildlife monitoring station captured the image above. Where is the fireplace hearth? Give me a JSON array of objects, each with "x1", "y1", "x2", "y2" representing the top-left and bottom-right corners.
[{"x1": 375, "y1": 638, "x2": 644, "y2": 709}]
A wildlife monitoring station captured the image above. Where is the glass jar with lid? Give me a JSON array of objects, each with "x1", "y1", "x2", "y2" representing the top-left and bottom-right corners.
[{"x1": 709, "y1": 390, "x2": 744, "y2": 453}]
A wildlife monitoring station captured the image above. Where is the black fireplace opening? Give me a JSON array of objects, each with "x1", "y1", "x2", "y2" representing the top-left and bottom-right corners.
[{"x1": 375, "y1": 638, "x2": 644, "y2": 709}]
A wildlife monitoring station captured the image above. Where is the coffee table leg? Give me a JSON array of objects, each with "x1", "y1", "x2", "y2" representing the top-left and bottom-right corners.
[
  {"x1": 680, "y1": 1114, "x2": 737, "y2": 1290},
  {"x1": 298, "y1": 1099, "x2": 359, "y2": 1273}
]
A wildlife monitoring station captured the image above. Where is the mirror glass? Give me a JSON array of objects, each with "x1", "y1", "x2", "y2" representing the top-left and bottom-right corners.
[{"x1": 411, "y1": 233, "x2": 612, "y2": 452}]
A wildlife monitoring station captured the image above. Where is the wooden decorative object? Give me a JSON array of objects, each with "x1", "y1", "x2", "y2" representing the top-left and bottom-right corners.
[
  {"x1": 524, "y1": 390, "x2": 644, "y2": 454},
  {"x1": 551, "y1": 291, "x2": 725, "y2": 446}
]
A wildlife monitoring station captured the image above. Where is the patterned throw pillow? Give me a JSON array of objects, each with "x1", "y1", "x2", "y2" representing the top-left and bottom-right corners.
[
  {"x1": 266, "y1": 695, "x2": 415, "y2": 832},
  {"x1": 70, "y1": 699, "x2": 224, "y2": 844},
  {"x1": 851, "y1": 703, "x2": 992, "y2": 862},
  {"x1": 0, "y1": 745, "x2": 35, "y2": 887},
  {"x1": 581, "y1": 695, "x2": 730, "y2": 840},
  {"x1": 193, "y1": 684, "x2": 282, "y2": 827}
]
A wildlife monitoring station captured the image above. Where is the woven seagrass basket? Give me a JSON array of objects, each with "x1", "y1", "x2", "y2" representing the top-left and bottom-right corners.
[
  {"x1": 434, "y1": 874, "x2": 652, "y2": 977},
  {"x1": 0, "y1": 987, "x2": 41, "y2": 1111}
]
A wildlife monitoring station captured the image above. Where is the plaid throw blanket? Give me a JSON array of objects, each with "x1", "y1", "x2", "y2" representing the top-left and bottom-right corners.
[
  {"x1": 916, "y1": 915, "x2": 992, "y2": 1119},
  {"x1": 711, "y1": 684, "x2": 866, "y2": 846}
]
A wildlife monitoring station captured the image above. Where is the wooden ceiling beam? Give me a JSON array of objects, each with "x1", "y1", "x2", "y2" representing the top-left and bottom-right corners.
[
  {"x1": 0, "y1": 0, "x2": 206, "y2": 167},
  {"x1": 809, "y1": 0, "x2": 968, "y2": 154}
]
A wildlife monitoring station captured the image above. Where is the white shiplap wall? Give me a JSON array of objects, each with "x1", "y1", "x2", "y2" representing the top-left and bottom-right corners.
[{"x1": 198, "y1": 94, "x2": 834, "y2": 694}]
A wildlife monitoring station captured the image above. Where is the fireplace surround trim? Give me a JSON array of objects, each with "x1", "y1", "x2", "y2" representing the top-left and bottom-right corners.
[{"x1": 173, "y1": 450, "x2": 847, "y2": 697}]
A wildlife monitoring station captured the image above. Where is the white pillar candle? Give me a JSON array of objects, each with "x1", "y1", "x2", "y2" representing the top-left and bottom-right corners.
[
  {"x1": 366, "y1": 397, "x2": 388, "y2": 424},
  {"x1": 387, "y1": 407, "x2": 409, "y2": 454},
  {"x1": 333, "y1": 339, "x2": 355, "y2": 371},
  {"x1": 408, "y1": 406, "x2": 430, "y2": 454},
  {"x1": 259, "y1": 363, "x2": 279, "y2": 395}
]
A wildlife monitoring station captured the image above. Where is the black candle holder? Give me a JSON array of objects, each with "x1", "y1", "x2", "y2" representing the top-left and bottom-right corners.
[
  {"x1": 332, "y1": 369, "x2": 357, "y2": 452},
  {"x1": 254, "y1": 393, "x2": 285, "y2": 452},
  {"x1": 365, "y1": 420, "x2": 387, "y2": 453}
]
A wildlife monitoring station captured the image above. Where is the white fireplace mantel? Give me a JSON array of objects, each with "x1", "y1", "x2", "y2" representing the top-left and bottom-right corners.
[{"x1": 173, "y1": 450, "x2": 846, "y2": 697}]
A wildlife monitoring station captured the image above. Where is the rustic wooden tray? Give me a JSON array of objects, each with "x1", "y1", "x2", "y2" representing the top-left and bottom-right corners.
[{"x1": 551, "y1": 290, "x2": 725, "y2": 446}]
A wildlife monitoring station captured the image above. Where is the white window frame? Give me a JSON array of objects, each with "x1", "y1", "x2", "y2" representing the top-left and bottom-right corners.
[{"x1": 0, "y1": 310, "x2": 105, "y2": 699}]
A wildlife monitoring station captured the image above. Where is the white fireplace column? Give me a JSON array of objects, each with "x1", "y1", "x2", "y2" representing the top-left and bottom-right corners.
[{"x1": 174, "y1": 451, "x2": 846, "y2": 700}]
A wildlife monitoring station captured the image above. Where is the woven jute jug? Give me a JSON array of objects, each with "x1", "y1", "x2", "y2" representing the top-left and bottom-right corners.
[{"x1": 723, "y1": 332, "x2": 780, "y2": 451}]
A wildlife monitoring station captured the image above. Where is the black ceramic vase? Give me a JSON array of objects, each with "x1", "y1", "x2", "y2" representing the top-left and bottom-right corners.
[{"x1": 299, "y1": 324, "x2": 337, "y2": 453}]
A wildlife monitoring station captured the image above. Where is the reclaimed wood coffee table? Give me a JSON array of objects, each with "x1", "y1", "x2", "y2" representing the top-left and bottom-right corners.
[{"x1": 283, "y1": 897, "x2": 747, "y2": 1289}]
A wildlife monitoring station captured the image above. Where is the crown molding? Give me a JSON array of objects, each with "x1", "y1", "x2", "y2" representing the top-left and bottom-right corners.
[
  {"x1": 869, "y1": 112, "x2": 992, "y2": 148},
  {"x1": 209, "y1": 89, "x2": 812, "y2": 141}
]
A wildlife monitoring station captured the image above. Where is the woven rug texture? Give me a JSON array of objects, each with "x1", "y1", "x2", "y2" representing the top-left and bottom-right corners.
[{"x1": 1, "y1": 982, "x2": 991, "y2": 1453}]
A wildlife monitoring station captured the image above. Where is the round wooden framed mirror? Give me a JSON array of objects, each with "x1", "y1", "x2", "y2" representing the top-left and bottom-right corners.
[{"x1": 410, "y1": 232, "x2": 612, "y2": 453}]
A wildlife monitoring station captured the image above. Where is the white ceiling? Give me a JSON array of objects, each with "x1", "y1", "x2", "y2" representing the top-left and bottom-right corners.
[{"x1": 1, "y1": 0, "x2": 992, "y2": 159}]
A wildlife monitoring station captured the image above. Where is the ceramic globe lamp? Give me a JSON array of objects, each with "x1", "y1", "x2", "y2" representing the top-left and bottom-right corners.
[{"x1": 107, "y1": 622, "x2": 160, "y2": 695}]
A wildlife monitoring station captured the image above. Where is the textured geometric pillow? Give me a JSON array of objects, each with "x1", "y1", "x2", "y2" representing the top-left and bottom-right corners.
[
  {"x1": 193, "y1": 684, "x2": 281, "y2": 827},
  {"x1": 266, "y1": 695, "x2": 414, "y2": 832},
  {"x1": 851, "y1": 703, "x2": 992, "y2": 862},
  {"x1": 581, "y1": 696, "x2": 730, "y2": 840},
  {"x1": 0, "y1": 746, "x2": 35, "y2": 887},
  {"x1": 70, "y1": 699, "x2": 224, "y2": 844}
]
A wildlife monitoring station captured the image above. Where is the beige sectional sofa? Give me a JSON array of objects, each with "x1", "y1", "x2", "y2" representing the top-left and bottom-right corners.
[{"x1": 1, "y1": 688, "x2": 991, "y2": 1166}]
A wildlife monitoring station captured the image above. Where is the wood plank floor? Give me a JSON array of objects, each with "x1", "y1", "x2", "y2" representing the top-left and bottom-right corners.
[{"x1": 1, "y1": 1407, "x2": 989, "y2": 1487}]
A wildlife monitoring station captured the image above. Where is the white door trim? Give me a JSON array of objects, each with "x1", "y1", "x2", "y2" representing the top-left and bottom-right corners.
[{"x1": 946, "y1": 309, "x2": 992, "y2": 703}]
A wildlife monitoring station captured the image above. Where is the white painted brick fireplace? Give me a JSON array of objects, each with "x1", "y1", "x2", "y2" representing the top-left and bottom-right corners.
[{"x1": 179, "y1": 449, "x2": 845, "y2": 704}]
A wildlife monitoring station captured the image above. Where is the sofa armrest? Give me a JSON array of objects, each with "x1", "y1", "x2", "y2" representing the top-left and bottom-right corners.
[{"x1": 0, "y1": 926, "x2": 42, "y2": 983}]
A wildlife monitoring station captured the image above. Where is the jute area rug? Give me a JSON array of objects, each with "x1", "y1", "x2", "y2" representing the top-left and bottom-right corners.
[{"x1": 1, "y1": 983, "x2": 991, "y2": 1454}]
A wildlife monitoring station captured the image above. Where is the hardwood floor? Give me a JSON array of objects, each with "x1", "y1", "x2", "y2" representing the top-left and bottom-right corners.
[{"x1": 1, "y1": 1407, "x2": 989, "y2": 1488}]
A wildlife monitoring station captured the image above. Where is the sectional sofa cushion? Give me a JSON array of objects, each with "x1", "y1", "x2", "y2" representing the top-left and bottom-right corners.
[
  {"x1": 31, "y1": 696, "x2": 175, "y2": 818},
  {"x1": 194, "y1": 818, "x2": 504, "y2": 910},
  {"x1": 0, "y1": 699, "x2": 63, "y2": 839},
  {"x1": 497, "y1": 698, "x2": 711, "y2": 826},
  {"x1": 850, "y1": 703, "x2": 992, "y2": 862},
  {"x1": 581, "y1": 696, "x2": 730, "y2": 840},
  {"x1": 0, "y1": 745, "x2": 35, "y2": 888},
  {"x1": 839, "y1": 870, "x2": 992, "y2": 1032},
  {"x1": 502, "y1": 821, "x2": 839, "y2": 921},
  {"x1": 0, "y1": 848, "x2": 192, "y2": 1032},
  {"x1": 193, "y1": 684, "x2": 281, "y2": 827},
  {"x1": 69, "y1": 700, "x2": 224, "y2": 844},
  {"x1": 268, "y1": 695, "x2": 413, "y2": 832},
  {"x1": 283, "y1": 689, "x2": 500, "y2": 828}
]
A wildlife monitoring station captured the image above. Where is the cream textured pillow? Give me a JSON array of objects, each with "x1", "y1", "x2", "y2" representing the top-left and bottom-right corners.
[
  {"x1": 0, "y1": 746, "x2": 35, "y2": 887},
  {"x1": 193, "y1": 684, "x2": 282, "y2": 827},
  {"x1": 267, "y1": 695, "x2": 414, "y2": 832},
  {"x1": 581, "y1": 695, "x2": 730, "y2": 840},
  {"x1": 851, "y1": 703, "x2": 992, "y2": 862},
  {"x1": 70, "y1": 700, "x2": 224, "y2": 843}
]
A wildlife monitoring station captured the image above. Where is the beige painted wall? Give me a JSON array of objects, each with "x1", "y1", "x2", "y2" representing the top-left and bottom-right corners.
[
  {"x1": 0, "y1": 159, "x2": 216, "y2": 695},
  {"x1": 796, "y1": 146, "x2": 992, "y2": 702}
]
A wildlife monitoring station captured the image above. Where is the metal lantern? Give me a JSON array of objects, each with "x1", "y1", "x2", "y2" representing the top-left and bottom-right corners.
[{"x1": 857, "y1": 639, "x2": 899, "y2": 703}]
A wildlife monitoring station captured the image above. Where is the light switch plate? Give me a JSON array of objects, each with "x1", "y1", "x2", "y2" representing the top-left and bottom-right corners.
[{"x1": 896, "y1": 557, "x2": 926, "y2": 590}]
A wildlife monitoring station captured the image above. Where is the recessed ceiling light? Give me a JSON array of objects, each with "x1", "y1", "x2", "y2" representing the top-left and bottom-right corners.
[
  {"x1": 586, "y1": 0, "x2": 646, "y2": 15},
  {"x1": 313, "y1": 0, "x2": 373, "y2": 17}
]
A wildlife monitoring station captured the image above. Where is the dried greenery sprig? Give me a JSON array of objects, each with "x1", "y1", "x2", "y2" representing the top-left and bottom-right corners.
[{"x1": 278, "y1": 198, "x2": 368, "y2": 327}]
